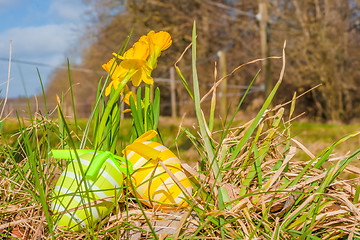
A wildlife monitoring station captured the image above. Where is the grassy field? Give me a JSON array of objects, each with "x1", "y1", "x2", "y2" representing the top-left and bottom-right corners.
[
  {"x1": 3, "y1": 117, "x2": 359, "y2": 162},
  {"x1": 290, "y1": 121, "x2": 360, "y2": 161}
]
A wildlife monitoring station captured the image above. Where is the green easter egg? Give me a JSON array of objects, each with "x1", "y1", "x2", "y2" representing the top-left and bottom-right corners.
[{"x1": 51, "y1": 152, "x2": 124, "y2": 231}]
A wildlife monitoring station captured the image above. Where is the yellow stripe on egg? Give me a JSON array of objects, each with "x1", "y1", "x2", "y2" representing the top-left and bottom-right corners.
[{"x1": 125, "y1": 136, "x2": 193, "y2": 209}]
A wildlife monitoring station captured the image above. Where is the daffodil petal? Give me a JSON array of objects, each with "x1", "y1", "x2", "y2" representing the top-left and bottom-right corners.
[
  {"x1": 141, "y1": 71, "x2": 153, "y2": 85},
  {"x1": 123, "y1": 91, "x2": 136, "y2": 106},
  {"x1": 148, "y1": 31, "x2": 172, "y2": 51},
  {"x1": 131, "y1": 70, "x2": 142, "y2": 86},
  {"x1": 121, "y1": 109, "x2": 132, "y2": 113},
  {"x1": 102, "y1": 58, "x2": 116, "y2": 73},
  {"x1": 120, "y1": 59, "x2": 147, "y2": 70},
  {"x1": 105, "y1": 82, "x2": 113, "y2": 96},
  {"x1": 132, "y1": 41, "x2": 149, "y2": 60}
]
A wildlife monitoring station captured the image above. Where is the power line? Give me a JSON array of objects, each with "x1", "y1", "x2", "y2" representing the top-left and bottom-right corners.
[
  {"x1": 0, "y1": 57, "x2": 103, "y2": 74},
  {"x1": 0, "y1": 57, "x2": 264, "y2": 92}
]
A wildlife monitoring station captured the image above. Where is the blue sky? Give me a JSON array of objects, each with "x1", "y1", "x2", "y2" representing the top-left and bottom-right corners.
[{"x1": 0, "y1": 0, "x2": 91, "y2": 98}]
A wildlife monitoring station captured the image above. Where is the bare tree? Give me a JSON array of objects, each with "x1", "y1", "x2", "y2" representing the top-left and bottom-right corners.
[
  {"x1": 271, "y1": 0, "x2": 360, "y2": 122},
  {"x1": 46, "y1": 0, "x2": 360, "y2": 121}
]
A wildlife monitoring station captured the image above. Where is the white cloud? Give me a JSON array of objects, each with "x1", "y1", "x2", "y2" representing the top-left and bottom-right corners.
[
  {"x1": 0, "y1": 24, "x2": 78, "y2": 65},
  {"x1": 0, "y1": 23, "x2": 81, "y2": 98},
  {"x1": 49, "y1": 0, "x2": 89, "y2": 22},
  {"x1": 0, "y1": 0, "x2": 91, "y2": 98}
]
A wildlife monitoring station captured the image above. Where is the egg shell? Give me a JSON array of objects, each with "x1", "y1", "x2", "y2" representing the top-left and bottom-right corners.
[
  {"x1": 125, "y1": 141, "x2": 192, "y2": 209},
  {"x1": 51, "y1": 152, "x2": 123, "y2": 231}
]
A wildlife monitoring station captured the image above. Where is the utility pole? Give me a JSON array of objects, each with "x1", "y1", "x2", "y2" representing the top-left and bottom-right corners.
[
  {"x1": 218, "y1": 50, "x2": 227, "y2": 120},
  {"x1": 259, "y1": 0, "x2": 271, "y2": 100},
  {"x1": 170, "y1": 67, "x2": 177, "y2": 118}
]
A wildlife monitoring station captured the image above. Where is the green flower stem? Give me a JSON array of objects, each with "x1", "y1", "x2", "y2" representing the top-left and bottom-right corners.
[
  {"x1": 95, "y1": 78, "x2": 129, "y2": 149},
  {"x1": 144, "y1": 84, "x2": 151, "y2": 132}
]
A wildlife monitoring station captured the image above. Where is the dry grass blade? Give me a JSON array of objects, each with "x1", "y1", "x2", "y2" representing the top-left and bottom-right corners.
[
  {"x1": 263, "y1": 146, "x2": 297, "y2": 192},
  {"x1": 0, "y1": 217, "x2": 42, "y2": 231},
  {"x1": 291, "y1": 137, "x2": 316, "y2": 159},
  {"x1": 323, "y1": 193, "x2": 360, "y2": 220}
]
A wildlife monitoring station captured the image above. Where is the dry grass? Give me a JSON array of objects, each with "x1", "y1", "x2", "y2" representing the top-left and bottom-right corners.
[{"x1": 1, "y1": 104, "x2": 360, "y2": 239}]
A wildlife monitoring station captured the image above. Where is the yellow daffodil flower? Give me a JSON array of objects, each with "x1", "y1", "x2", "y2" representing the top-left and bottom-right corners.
[
  {"x1": 122, "y1": 40, "x2": 149, "y2": 60},
  {"x1": 148, "y1": 30, "x2": 172, "y2": 52},
  {"x1": 113, "y1": 41, "x2": 153, "y2": 86},
  {"x1": 103, "y1": 30, "x2": 171, "y2": 95},
  {"x1": 146, "y1": 31, "x2": 172, "y2": 68},
  {"x1": 105, "y1": 80, "x2": 119, "y2": 96},
  {"x1": 121, "y1": 90, "x2": 137, "y2": 113},
  {"x1": 105, "y1": 81, "x2": 130, "y2": 97},
  {"x1": 102, "y1": 58, "x2": 130, "y2": 96},
  {"x1": 102, "y1": 58, "x2": 125, "y2": 81}
]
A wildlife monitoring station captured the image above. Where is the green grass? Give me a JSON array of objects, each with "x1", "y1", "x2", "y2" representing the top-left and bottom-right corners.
[
  {"x1": 1, "y1": 24, "x2": 360, "y2": 239},
  {"x1": 292, "y1": 122, "x2": 360, "y2": 143}
]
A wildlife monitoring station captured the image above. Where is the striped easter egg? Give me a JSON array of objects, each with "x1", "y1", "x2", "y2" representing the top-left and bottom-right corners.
[
  {"x1": 51, "y1": 152, "x2": 125, "y2": 231},
  {"x1": 125, "y1": 140, "x2": 193, "y2": 209}
]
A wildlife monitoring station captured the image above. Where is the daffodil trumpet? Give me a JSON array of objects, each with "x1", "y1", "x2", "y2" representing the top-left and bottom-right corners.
[{"x1": 146, "y1": 30, "x2": 172, "y2": 69}]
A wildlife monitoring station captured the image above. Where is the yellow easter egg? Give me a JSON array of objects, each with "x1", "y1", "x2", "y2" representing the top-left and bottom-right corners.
[{"x1": 125, "y1": 141, "x2": 192, "y2": 209}]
